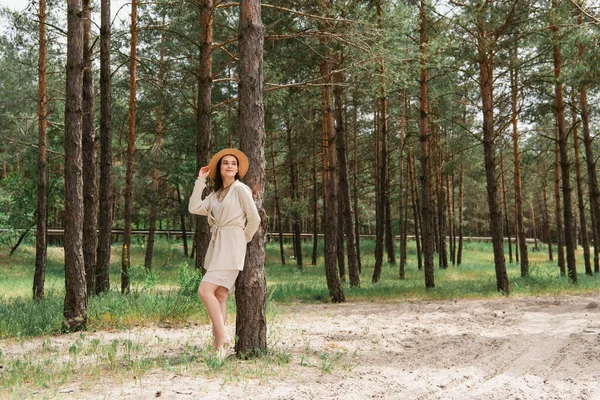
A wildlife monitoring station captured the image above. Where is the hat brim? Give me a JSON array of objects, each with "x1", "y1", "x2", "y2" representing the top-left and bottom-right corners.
[{"x1": 207, "y1": 148, "x2": 249, "y2": 181}]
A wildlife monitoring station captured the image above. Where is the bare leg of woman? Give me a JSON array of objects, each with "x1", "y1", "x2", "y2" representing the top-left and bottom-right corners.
[
  {"x1": 215, "y1": 286, "x2": 229, "y2": 324},
  {"x1": 198, "y1": 282, "x2": 227, "y2": 348}
]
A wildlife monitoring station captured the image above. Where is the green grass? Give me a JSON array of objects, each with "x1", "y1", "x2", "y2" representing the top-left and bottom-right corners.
[{"x1": 0, "y1": 237, "x2": 599, "y2": 341}]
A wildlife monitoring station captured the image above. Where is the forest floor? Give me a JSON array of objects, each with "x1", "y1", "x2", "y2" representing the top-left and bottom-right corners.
[{"x1": 2, "y1": 293, "x2": 600, "y2": 399}]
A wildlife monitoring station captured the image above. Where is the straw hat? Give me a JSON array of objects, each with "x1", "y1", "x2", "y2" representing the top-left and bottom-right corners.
[{"x1": 207, "y1": 148, "x2": 249, "y2": 181}]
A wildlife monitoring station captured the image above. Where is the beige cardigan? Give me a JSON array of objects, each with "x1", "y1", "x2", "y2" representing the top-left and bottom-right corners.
[{"x1": 188, "y1": 178, "x2": 260, "y2": 271}]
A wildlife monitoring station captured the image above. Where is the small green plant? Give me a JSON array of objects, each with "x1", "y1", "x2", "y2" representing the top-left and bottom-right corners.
[{"x1": 177, "y1": 262, "x2": 202, "y2": 297}]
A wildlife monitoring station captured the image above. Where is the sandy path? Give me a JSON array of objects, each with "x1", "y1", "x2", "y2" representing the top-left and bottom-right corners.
[{"x1": 1, "y1": 294, "x2": 599, "y2": 399}]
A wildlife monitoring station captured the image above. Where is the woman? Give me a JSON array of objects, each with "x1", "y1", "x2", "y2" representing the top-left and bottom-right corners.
[{"x1": 188, "y1": 148, "x2": 260, "y2": 350}]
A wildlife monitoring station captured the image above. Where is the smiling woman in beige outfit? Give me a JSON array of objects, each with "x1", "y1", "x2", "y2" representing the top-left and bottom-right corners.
[{"x1": 188, "y1": 148, "x2": 260, "y2": 350}]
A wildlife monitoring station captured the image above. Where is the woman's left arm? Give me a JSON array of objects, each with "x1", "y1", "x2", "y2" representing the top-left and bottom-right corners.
[{"x1": 239, "y1": 185, "x2": 261, "y2": 242}]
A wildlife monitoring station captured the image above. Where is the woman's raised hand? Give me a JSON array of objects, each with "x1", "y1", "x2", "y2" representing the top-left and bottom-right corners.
[{"x1": 198, "y1": 166, "x2": 211, "y2": 180}]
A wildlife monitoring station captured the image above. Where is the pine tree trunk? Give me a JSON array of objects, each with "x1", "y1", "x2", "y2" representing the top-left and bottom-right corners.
[
  {"x1": 572, "y1": 97, "x2": 592, "y2": 275},
  {"x1": 408, "y1": 151, "x2": 423, "y2": 270},
  {"x1": 144, "y1": 17, "x2": 167, "y2": 272},
  {"x1": 96, "y1": 0, "x2": 112, "y2": 294},
  {"x1": 235, "y1": 0, "x2": 268, "y2": 356},
  {"x1": 419, "y1": 0, "x2": 434, "y2": 289},
  {"x1": 176, "y1": 185, "x2": 189, "y2": 257},
  {"x1": 399, "y1": 86, "x2": 407, "y2": 273},
  {"x1": 195, "y1": 0, "x2": 213, "y2": 273},
  {"x1": 34, "y1": 0, "x2": 48, "y2": 300},
  {"x1": 457, "y1": 168, "x2": 464, "y2": 266},
  {"x1": 320, "y1": 46, "x2": 345, "y2": 301},
  {"x1": 552, "y1": 10, "x2": 577, "y2": 282},
  {"x1": 554, "y1": 131, "x2": 565, "y2": 275},
  {"x1": 82, "y1": 0, "x2": 97, "y2": 296},
  {"x1": 312, "y1": 116, "x2": 318, "y2": 266},
  {"x1": 286, "y1": 116, "x2": 303, "y2": 267},
  {"x1": 580, "y1": 84, "x2": 600, "y2": 273},
  {"x1": 352, "y1": 102, "x2": 361, "y2": 273},
  {"x1": 333, "y1": 67, "x2": 360, "y2": 287},
  {"x1": 511, "y1": 46, "x2": 528, "y2": 277},
  {"x1": 121, "y1": 0, "x2": 138, "y2": 293},
  {"x1": 500, "y1": 149, "x2": 513, "y2": 263},
  {"x1": 477, "y1": 31, "x2": 508, "y2": 293},
  {"x1": 542, "y1": 181, "x2": 553, "y2": 261},
  {"x1": 64, "y1": 0, "x2": 87, "y2": 330},
  {"x1": 271, "y1": 129, "x2": 285, "y2": 265}
]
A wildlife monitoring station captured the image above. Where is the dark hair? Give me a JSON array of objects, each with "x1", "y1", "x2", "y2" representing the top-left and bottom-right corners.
[{"x1": 213, "y1": 154, "x2": 240, "y2": 191}]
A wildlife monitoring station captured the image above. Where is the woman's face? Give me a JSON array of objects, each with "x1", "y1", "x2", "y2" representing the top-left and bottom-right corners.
[{"x1": 220, "y1": 155, "x2": 239, "y2": 180}]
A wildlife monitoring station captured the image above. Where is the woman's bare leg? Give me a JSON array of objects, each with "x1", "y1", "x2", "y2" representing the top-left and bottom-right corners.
[
  {"x1": 198, "y1": 282, "x2": 227, "y2": 348},
  {"x1": 215, "y1": 286, "x2": 229, "y2": 324}
]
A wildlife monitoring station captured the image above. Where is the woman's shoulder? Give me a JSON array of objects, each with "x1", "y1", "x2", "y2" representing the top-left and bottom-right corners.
[{"x1": 232, "y1": 180, "x2": 253, "y2": 196}]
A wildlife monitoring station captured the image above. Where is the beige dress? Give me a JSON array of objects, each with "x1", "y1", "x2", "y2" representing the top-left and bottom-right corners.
[{"x1": 188, "y1": 178, "x2": 260, "y2": 291}]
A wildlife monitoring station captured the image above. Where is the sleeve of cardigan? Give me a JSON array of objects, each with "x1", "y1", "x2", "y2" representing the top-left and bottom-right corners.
[
  {"x1": 188, "y1": 178, "x2": 209, "y2": 216},
  {"x1": 239, "y1": 184, "x2": 261, "y2": 242}
]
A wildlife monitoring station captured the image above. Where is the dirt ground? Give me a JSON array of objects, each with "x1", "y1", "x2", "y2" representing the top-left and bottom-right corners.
[{"x1": 2, "y1": 293, "x2": 600, "y2": 399}]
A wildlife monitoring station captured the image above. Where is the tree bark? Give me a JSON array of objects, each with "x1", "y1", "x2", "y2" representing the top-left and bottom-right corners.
[
  {"x1": 145, "y1": 16, "x2": 167, "y2": 272},
  {"x1": 195, "y1": 0, "x2": 213, "y2": 273},
  {"x1": 121, "y1": 0, "x2": 139, "y2": 293},
  {"x1": 457, "y1": 168, "x2": 464, "y2": 266},
  {"x1": 312, "y1": 113, "x2": 318, "y2": 266},
  {"x1": 554, "y1": 129, "x2": 566, "y2": 275},
  {"x1": 541, "y1": 180, "x2": 553, "y2": 261},
  {"x1": 577, "y1": 3, "x2": 600, "y2": 273},
  {"x1": 511, "y1": 45, "x2": 528, "y2": 276},
  {"x1": 552, "y1": 5, "x2": 577, "y2": 282},
  {"x1": 64, "y1": 0, "x2": 87, "y2": 330},
  {"x1": 477, "y1": 25, "x2": 508, "y2": 293},
  {"x1": 408, "y1": 150, "x2": 423, "y2": 270},
  {"x1": 34, "y1": 0, "x2": 48, "y2": 300},
  {"x1": 271, "y1": 129, "x2": 285, "y2": 265},
  {"x1": 352, "y1": 102, "x2": 361, "y2": 273},
  {"x1": 235, "y1": 0, "x2": 268, "y2": 356},
  {"x1": 500, "y1": 148, "x2": 513, "y2": 264},
  {"x1": 82, "y1": 0, "x2": 97, "y2": 296},
  {"x1": 419, "y1": 0, "x2": 434, "y2": 289},
  {"x1": 572, "y1": 95, "x2": 592, "y2": 275},
  {"x1": 96, "y1": 0, "x2": 112, "y2": 294},
  {"x1": 286, "y1": 116, "x2": 303, "y2": 267},
  {"x1": 333, "y1": 66, "x2": 359, "y2": 287},
  {"x1": 176, "y1": 185, "x2": 189, "y2": 257}
]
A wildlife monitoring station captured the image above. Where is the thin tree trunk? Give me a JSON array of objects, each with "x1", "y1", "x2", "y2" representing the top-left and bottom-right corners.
[
  {"x1": 195, "y1": 0, "x2": 213, "y2": 273},
  {"x1": 64, "y1": 0, "x2": 87, "y2": 330},
  {"x1": 82, "y1": 0, "x2": 97, "y2": 296},
  {"x1": 34, "y1": 0, "x2": 47, "y2": 300},
  {"x1": 408, "y1": 150, "x2": 422, "y2": 270},
  {"x1": 511, "y1": 44, "x2": 528, "y2": 277},
  {"x1": 552, "y1": 6, "x2": 577, "y2": 282},
  {"x1": 500, "y1": 148, "x2": 513, "y2": 263},
  {"x1": 235, "y1": 0, "x2": 268, "y2": 356},
  {"x1": 457, "y1": 168, "x2": 464, "y2": 265},
  {"x1": 144, "y1": 16, "x2": 167, "y2": 272},
  {"x1": 477, "y1": 25, "x2": 508, "y2": 293},
  {"x1": 399, "y1": 86, "x2": 407, "y2": 273},
  {"x1": 554, "y1": 128, "x2": 566, "y2": 275},
  {"x1": 542, "y1": 180, "x2": 553, "y2": 261},
  {"x1": 286, "y1": 116, "x2": 303, "y2": 267},
  {"x1": 352, "y1": 101, "x2": 361, "y2": 273},
  {"x1": 578, "y1": 4, "x2": 600, "y2": 273},
  {"x1": 312, "y1": 112, "x2": 318, "y2": 266},
  {"x1": 176, "y1": 185, "x2": 188, "y2": 257},
  {"x1": 271, "y1": 129, "x2": 285, "y2": 265},
  {"x1": 447, "y1": 174, "x2": 454, "y2": 265},
  {"x1": 419, "y1": 0, "x2": 434, "y2": 289},
  {"x1": 334, "y1": 66, "x2": 359, "y2": 287},
  {"x1": 121, "y1": 0, "x2": 138, "y2": 294},
  {"x1": 572, "y1": 95, "x2": 592, "y2": 275},
  {"x1": 96, "y1": 0, "x2": 112, "y2": 294}
]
